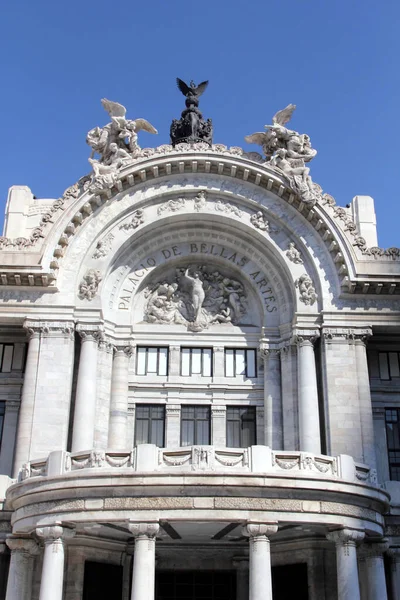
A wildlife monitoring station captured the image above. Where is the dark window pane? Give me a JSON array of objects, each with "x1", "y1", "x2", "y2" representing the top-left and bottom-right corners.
[{"x1": 135, "y1": 405, "x2": 165, "y2": 446}]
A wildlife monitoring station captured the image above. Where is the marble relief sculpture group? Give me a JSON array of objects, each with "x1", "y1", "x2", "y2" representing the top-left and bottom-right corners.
[
  {"x1": 85, "y1": 83, "x2": 318, "y2": 204},
  {"x1": 144, "y1": 266, "x2": 247, "y2": 331}
]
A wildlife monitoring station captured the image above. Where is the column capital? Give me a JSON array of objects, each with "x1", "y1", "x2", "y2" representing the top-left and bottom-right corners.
[
  {"x1": 23, "y1": 320, "x2": 75, "y2": 340},
  {"x1": 113, "y1": 344, "x2": 135, "y2": 357},
  {"x1": 98, "y1": 336, "x2": 114, "y2": 353},
  {"x1": 349, "y1": 328, "x2": 373, "y2": 345},
  {"x1": 127, "y1": 522, "x2": 159, "y2": 539},
  {"x1": 36, "y1": 525, "x2": 75, "y2": 544},
  {"x1": 259, "y1": 343, "x2": 280, "y2": 360},
  {"x1": 6, "y1": 536, "x2": 40, "y2": 555},
  {"x1": 360, "y1": 538, "x2": 389, "y2": 559},
  {"x1": 292, "y1": 330, "x2": 320, "y2": 347},
  {"x1": 76, "y1": 322, "x2": 104, "y2": 344},
  {"x1": 242, "y1": 522, "x2": 278, "y2": 538},
  {"x1": 327, "y1": 528, "x2": 365, "y2": 546}
]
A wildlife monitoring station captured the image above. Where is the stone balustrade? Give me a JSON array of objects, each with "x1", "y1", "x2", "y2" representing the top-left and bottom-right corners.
[{"x1": 18, "y1": 445, "x2": 377, "y2": 486}]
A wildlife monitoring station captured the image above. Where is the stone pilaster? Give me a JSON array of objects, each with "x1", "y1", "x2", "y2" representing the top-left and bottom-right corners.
[
  {"x1": 95, "y1": 338, "x2": 114, "y2": 450},
  {"x1": 259, "y1": 344, "x2": 282, "y2": 449},
  {"x1": 169, "y1": 346, "x2": 181, "y2": 376},
  {"x1": 360, "y1": 539, "x2": 389, "y2": 600},
  {"x1": 242, "y1": 523, "x2": 278, "y2": 600},
  {"x1": 5, "y1": 537, "x2": 39, "y2": 600},
  {"x1": 128, "y1": 522, "x2": 159, "y2": 600},
  {"x1": 72, "y1": 323, "x2": 103, "y2": 452},
  {"x1": 387, "y1": 547, "x2": 400, "y2": 600},
  {"x1": 214, "y1": 346, "x2": 225, "y2": 378},
  {"x1": 165, "y1": 405, "x2": 181, "y2": 447},
  {"x1": 280, "y1": 343, "x2": 298, "y2": 450},
  {"x1": 352, "y1": 329, "x2": 376, "y2": 470},
  {"x1": 326, "y1": 528, "x2": 364, "y2": 600},
  {"x1": 13, "y1": 321, "x2": 75, "y2": 477},
  {"x1": 293, "y1": 331, "x2": 321, "y2": 454},
  {"x1": 233, "y1": 557, "x2": 249, "y2": 600},
  {"x1": 108, "y1": 345, "x2": 134, "y2": 450},
  {"x1": 36, "y1": 525, "x2": 75, "y2": 600},
  {"x1": 211, "y1": 405, "x2": 226, "y2": 446}
]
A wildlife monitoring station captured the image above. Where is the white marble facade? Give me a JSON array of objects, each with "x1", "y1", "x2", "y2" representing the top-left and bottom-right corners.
[{"x1": 0, "y1": 120, "x2": 400, "y2": 600}]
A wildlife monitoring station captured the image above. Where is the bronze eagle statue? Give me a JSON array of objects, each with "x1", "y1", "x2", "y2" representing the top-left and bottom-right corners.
[{"x1": 176, "y1": 78, "x2": 209, "y2": 98}]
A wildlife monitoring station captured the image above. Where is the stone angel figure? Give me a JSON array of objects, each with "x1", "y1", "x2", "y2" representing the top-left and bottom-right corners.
[
  {"x1": 86, "y1": 98, "x2": 158, "y2": 166},
  {"x1": 245, "y1": 104, "x2": 297, "y2": 160}
]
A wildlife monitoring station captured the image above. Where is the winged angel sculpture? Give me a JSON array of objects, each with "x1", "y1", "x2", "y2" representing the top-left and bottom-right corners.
[
  {"x1": 86, "y1": 99, "x2": 158, "y2": 193},
  {"x1": 245, "y1": 105, "x2": 319, "y2": 203}
]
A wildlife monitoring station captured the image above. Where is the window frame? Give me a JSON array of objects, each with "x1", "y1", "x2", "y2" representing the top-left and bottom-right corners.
[
  {"x1": 180, "y1": 347, "x2": 213, "y2": 377},
  {"x1": 136, "y1": 346, "x2": 169, "y2": 376},
  {"x1": 134, "y1": 404, "x2": 166, "y2": 447},
  {"x1": 224, "y1": 348, "x2": 257, "y2": 378},
  {"x1": 385, "y1": 407, "x2": 400, "y2": 480},
  {"x1": 0, "y1": 344, "x2": 14, "y2": 373},
  {"x1": 378, "y1": 351, "x2": 400, "y2": 381},
  {"x1": 180, "y1": 405, "x2": 211, "y2": 446},
  {"x1": 226, "y1": 406, "x2": 257, "y2": 448}
]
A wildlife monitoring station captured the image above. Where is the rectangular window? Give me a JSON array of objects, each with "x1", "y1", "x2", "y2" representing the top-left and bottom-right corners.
[
  {"x1": 181, "y1": 406, "x2": 210, "y2": 446},
  {"x1": 225, "y1": 349, "x2": 256, "y2": 377},
  {"x1": 0, "y1": 345, "x2": 14, "y2": 373},
  {"x1": 135, "y1": 404, "x2": 165, "y2": 447},
  {"x1": 181, "y1": 348, "x2": 212, "y2": 377},
  {"x1": 385, "y1": 408, "x2": 400, "y2": 480},
  {"x1": 226, "y1": 406, "x2": 256, "y2": 448},
  {"x1": 378, "y1": 352, "x2": 400, "y2": 381},
  {"x1": 136, "y1": 347, "x2": 168, "y2": 376}
]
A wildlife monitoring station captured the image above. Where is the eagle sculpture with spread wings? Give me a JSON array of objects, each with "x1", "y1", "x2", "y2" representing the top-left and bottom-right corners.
[{"x1": 176, "y1": 78, "x2": 209, "y2": 99}]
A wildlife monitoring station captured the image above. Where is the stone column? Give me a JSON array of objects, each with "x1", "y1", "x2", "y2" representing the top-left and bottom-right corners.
[
  {"x1": 353, "y1": 329, "x2": 377, "y2": 470},
  {"x1": 357, "y1": 556, "x2": 368, "y2": 600},
  {"x1": 36, "y1": 525, "x2": 75, "y2": 600},
  {"x1": 13, "y1": 325, "x2": 41, "y2": 476},
  {"x1": 280, "y1": 343, "x2": 298, "y2": 450},
  {"x1": 0, "y1": 401, "x2": 20, "y2": 476},
  {"x1": 242, "y1": 523, "x2": 278, "y2": 600},
  {"x1": 5, "y1": 537, "x2": 39, "y2": 600},
  {"x1": 211, "y1": 405, "x2": 226, "y2": 446},
  {"x1": 72, "y1": 324, "x2": 103, "y2": 452},
  {"x1": 259, "y1": 345, "x2": 282, "y2": 449},
  {"x1": 326, "y1": 528, "x2": 364, "y2": 600},
  {"x1": 165, "y1": 405, "x2": 181, "y2": 447},
  {"x1": 108, "y1": 345, "x2": 134, "y2": 450},
  {"x1": 128, "y1": 522, "x2": 159, "y2": 600},
  {"x1": 387, "y1": 547, "x2": 400, "y2": 600},
  {"x1": 233, "y1": 557, "x2": 249, "y2": 600},
  {"x1": 295, "y1": 332, "x2": 321, "y2": 454},
  {"x1": 362, "y1": 540, "x2": 389, "y2": 600}
]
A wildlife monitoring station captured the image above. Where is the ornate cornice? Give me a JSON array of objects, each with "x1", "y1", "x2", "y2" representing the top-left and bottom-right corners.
[{"x1": 23, "y1": 320, "x2": 75, "y2": 339}]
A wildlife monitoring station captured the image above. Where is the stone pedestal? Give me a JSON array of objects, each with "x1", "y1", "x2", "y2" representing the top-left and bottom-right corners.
[
  {"x1": 36, "y1": 525, "x2": 75, "y2": 600},
  {"x1": 327, "y1": 528, "x2": 364, "y2": 600},
  {"x1": 108, "y1": 345, "x2": 133, "y2": 450},
  {"x1": 242, "y1": 523, "x2": 278, "y2": 600},
  {"x1": 128, "y1": 522, "x2": 159, "y2": 600},
  {"x1": 72, "y1": 324, "x2": 103, "y2": 452},
  {"x1": 5, "y1": 537, "x2": 39, "y2": 600},
  {"x1": 362, "y1": 540, "x2": 389, "y2": 600},
  {"x1": 260, "y1": 346, "x2": 282, "y2": 448},
  {"x1": 295, "y1": 333, "x2": 321, "y2": 454}
]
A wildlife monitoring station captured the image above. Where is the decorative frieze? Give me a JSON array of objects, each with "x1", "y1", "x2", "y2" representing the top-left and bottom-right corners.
[{"x1": 119, "y1": 209, "x2": 145, "y2": 231}]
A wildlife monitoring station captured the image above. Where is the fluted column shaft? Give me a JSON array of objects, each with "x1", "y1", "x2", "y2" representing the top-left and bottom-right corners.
[
  {"x1": 72, "y1": 325, "x2": 102, "y2": 452},
  {"x1": 36, "y1": 526, "x2": 75, "y2": 600},
  {"x1": 128, "y1": 523, "x2": 159, "y2": 600},
  {"x1": 354, "y1": 331, "x2": 377, "y2": 470},
  {"x1": 327, "y1": 529, "x2": 364, "y2": 600},
  {"x1": 243, "y1": 523, "x2": 278, "y2": 600},
  {"x1": 5, "y1": 538, "x2": 38, "y2": 600},
  {"x1": 362, "y1": 541, "x2": 389, "y2": 600},
  {"x1": 108, "y1": 346, "x2": 133, "y2": 450},
  {"x1": 296, "y1": 334, "x2": 321, "y2": 454},
  {"x1": 260, "y1": 347, "x2": 282, "y2": 449},
  {"x1": 13, "y1": 328, "x2": 41, "y2": 475}
]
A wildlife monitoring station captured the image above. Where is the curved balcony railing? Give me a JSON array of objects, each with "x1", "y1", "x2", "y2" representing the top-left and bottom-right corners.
[{"x1": 19, "y1": 444, "x2": 377, "y2": 486}]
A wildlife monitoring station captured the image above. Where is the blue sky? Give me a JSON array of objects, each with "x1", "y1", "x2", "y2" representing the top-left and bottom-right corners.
[{"x1": 1, "y1": 0, "x2": 399, "y2": 247}]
